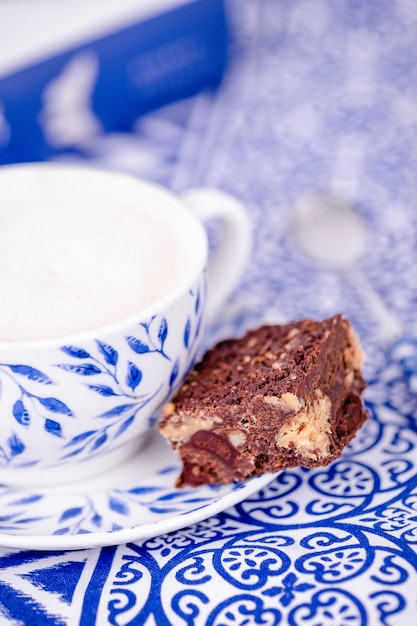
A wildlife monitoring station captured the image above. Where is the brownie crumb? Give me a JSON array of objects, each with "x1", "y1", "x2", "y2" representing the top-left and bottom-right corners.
[{"x1": 158, "y1": 315, "x2": 369, "y2": 486}]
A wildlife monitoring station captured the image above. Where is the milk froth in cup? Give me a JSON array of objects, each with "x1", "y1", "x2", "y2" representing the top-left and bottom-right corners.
[
  {"x1": 0, "y1": 164, "x2": 251, "y2": 488},
  {"x1": 0, "y1": 197, "x2": 187, "y2": 341}
]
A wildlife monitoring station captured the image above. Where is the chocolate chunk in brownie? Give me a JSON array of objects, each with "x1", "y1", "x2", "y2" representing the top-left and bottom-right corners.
[{"x1": 158, "y1": 315, "x2": 369, "y2": 486}]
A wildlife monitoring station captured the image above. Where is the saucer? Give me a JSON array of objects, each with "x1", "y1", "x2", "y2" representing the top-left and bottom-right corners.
[{"x1": 0, "y1": 428, "x2": 277, "y2": 551}]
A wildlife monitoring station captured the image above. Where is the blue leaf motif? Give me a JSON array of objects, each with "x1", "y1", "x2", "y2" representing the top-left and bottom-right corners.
[
  {"x1": 96, "y1": 341, "x2": 118, "y2": 366},
  {"x1": 59, "y1": 507, "x2": 83, "y2": 522},
  {"x1": 148, "y1": 414, "x2": 159, "y2": 428},
  {"x1": 126, "y1": 336, "x2": 150, "y2": 354},
  {"x1": 98, "y1": 403, "x2": 137, "y2": 418},
  {"x1": 148, "y1": 506, "x2": 180, "y2": 514},
  {"x1": 129, "y1": 486, "x2": 162, "y2": 495},
  {"x1": 60, "y1": 346, "x2": 91, "y2": 359},
  {"x1": 184, "y1": 319, "x2": 191, "y2": 348},
  {"x1": 158, "y1": 317, "x2": 168, "y2": 345},
  {"x1": 18, "y1": 516, "x2": 47, "y2": 524},
  {"x1": 6, "y1": 365, "x2": 53, "y2": 384},
  {"x1": 0, "y1": 514, "x2": 18, "y2": 522},
  {"x1": 37, "y1": 397, "x2": 73, "y2": 416},
  {"x1": 108, "y1": 495, "x2": 129, "y2": 516},
  {"x1": 92, "y1": 513, "x2": 103, "y2": 528},
  {"x1": 88, "y1": 385, "x2": 118, "y2": 397},
  {"x1": 54, "y1": 527, "x2": 71, "y2": 535},
  {"x1": 169, "y1": 359, "x2": 180, "y2": 387},
  {"x1": 13, "y1": 400, "x2": 30, "y2": 426},
  {"x1": 10, "y1": 494, "x2": 43, "y2": 505},
  {"x1": 7, "y1": 433, "x2": 25, "y2": 456},
  {"x1": 91, "y1": 433, "x2": 107, "y2": 451},
  {"x1": 45, "y1": 419, "x2": 62, "y2": 437},
  {"x1": 56, "y1": 363, "x2": 102, "y2": 376},
  {"x1": 195, "y1": 289, "x2": 200, "y2": 314},
  {"x1": 195, "y1": 314, "x2": 203, "y2": 339},
  {"x1": 126, "y1": 362, "x2": 142, "y2": 391},
  {"x1": 65, "y1": 430, "x2": 97, "y2": 446},
  {"x1": 157, "y1": 492, "x2": 195, "y2": 501},
  {"x1": 61, "y1": 447, "x2": 85, "y2": 460},
  {"x1": 140, "y1": 319, "x2": 152, "y2": 333},
  {"x1": 115, "y1": 415, "x2": 135, "y2": 437}
]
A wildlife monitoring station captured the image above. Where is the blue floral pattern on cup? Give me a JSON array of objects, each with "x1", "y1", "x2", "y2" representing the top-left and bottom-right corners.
[{"x1": 0, "y1": 276, "x2": 206, "y2": 475}]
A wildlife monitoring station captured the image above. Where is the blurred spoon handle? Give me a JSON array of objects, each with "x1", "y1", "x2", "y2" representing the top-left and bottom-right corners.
[{"x1": 345, "y1": 265, "x2": 402, "y2": 342}]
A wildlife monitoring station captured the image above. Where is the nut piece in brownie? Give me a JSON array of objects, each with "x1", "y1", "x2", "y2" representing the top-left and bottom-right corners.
[{"x1": 159, "y1": 315, "x2": 369, "y2": 487}]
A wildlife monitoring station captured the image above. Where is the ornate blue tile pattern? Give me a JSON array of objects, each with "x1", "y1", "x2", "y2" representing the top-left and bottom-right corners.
[{"x1": 1, "y1": 0, "x2": 417, "y2": 624}]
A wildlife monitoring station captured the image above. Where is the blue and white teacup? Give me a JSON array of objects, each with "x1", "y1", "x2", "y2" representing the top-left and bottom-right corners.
[{"x1": 0, "y1": 163, "x2": 251, "y2": 487}]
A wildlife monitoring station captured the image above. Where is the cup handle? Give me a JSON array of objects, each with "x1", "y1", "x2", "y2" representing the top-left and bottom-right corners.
[{"x1": 181, "y1": 187, "x2": 252, "y2": 325}]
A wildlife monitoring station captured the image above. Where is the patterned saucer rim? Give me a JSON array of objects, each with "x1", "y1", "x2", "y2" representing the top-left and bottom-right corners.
[{"x1": 0, "y1": 431, "x2": 277, "y2": 552}]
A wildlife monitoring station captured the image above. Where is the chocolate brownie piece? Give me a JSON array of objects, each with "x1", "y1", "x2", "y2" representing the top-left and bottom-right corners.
[{"x1": 159, "y1": 315, "x2": 369, "y2": 486}]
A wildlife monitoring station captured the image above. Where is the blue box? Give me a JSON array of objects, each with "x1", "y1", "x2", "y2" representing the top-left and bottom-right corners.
[{"x1": 0, "y1": 0, "x2": 228, "y2": 163}]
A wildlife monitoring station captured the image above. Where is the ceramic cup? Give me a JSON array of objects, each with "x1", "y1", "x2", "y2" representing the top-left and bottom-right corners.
[{"x1": 0, "y1": 163, "x2": 251, "y2": 487}]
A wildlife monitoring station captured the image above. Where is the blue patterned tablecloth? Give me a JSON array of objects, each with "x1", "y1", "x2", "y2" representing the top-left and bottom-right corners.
[{"x1": 1, "y1": 1, "x2": 417, "y2": 623}]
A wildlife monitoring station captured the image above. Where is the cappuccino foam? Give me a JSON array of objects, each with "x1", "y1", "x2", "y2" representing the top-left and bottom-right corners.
[{"x1": 0, "y1": 199, "x2": 187, "y2": 341}]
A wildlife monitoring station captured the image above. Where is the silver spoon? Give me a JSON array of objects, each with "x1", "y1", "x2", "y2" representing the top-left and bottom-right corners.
[{"x1": 293, "y1": 192, "x2": 402, "y2": 342}]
